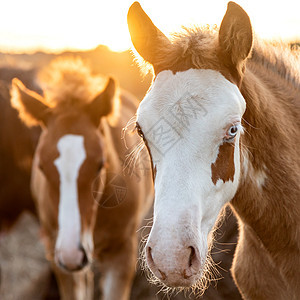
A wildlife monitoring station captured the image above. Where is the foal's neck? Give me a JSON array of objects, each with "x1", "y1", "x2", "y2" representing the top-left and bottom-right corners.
[{"x1": 232, "y1": 62, "x2": 300, "y2": 260}]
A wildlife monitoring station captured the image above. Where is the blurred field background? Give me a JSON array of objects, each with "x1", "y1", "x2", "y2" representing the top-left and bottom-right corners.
[{"x1": 0, "y1": 45, "x2": 152, "y2": 100}]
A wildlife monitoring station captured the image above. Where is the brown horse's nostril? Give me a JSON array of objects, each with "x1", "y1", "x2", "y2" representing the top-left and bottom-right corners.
[{"x1": 79, "y1": 244, "x2": 88, "y2": 267}]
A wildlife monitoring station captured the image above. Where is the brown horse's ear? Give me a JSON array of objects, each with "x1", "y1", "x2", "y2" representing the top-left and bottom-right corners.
[
  {"x1": 11, "y1": 78, "x2": 51, "y2": 127},
  {"x1": 127, "y1": 2, "x2": 171, "y2": 69},
  {"x1": 85, "y1": 77, "x2": 117, "y2": 126},
  {"x1": 218, "y1": 2, "x2": 253, "y2": 82}
]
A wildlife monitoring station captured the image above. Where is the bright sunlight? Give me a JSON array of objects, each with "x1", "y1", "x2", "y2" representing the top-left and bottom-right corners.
[{"x1": 0, "y1": 0, "x2": 299, "y2": 53}]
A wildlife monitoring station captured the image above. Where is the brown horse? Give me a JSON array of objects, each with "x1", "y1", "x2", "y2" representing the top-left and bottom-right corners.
[
  {"x1": 0, "y1": 68, "x2": 40, "y2": 234},
  {"x1": 128, "y1": 1, "x2": 300, "y2": 299},
  {"x1": 10, "y1": 57, "x2": 153, "y2": 300}
]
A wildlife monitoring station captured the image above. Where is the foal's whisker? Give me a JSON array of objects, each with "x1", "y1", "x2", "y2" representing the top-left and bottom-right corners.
[
  {"x1": 132, "y1": 143, "x2": 146, "y2": 169},
  {"x1": 122, "y1": 114, "x2": 137, "y2": 149},
  {"x1": 124, "y1": 148, "x2": 143, "y2": 174},
  {"x1": 125, "y1": 143, "x2": 146, "y2": 174},
  {"x1": 242, "y1": 117, "x2": 259, "y2": 129},
  {"x1": 136, "y1": 224, "x2": 153, "y2": 233},
  {"x1": 123, "y1": 140, "x2": 144, "y2": 173},
  {"x1": 214, "y1": 241, "x2": 237, "y2": 246}
]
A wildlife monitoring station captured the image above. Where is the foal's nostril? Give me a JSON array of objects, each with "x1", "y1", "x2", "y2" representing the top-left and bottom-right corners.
[
  {"x1": 158, "y1": 268, "x2": 167, "y2": 280},
  {"x1": 146, "y1": 246, "x2": 154, "y2": 265},
  {"x1": 146, "y1": 246, "x2": 166, "y2": 280},
  {"x1": 146, "y1": 243, "x2": 201, "y2": 285},
  {"x1": 188, "y1": 246, "x2": 196, "y2": 267},
  {"x1": 181, "y1": 246, "x2": 198, "y2": 279}
]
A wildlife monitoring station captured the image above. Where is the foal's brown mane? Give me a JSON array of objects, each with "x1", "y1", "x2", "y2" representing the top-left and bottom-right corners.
[
  {"x1": 251, "y1": 40, "x2": 300, "y2": 90},
  {"x1": 140, "y1": 26, "x2": 300, "y2": 90},
  {"x1": 38, "y1": 57, "x2": 106, "y2": 108}
]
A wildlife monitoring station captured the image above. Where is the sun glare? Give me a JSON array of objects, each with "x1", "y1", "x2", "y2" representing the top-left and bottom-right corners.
[{"x1": 0, "y1": 0, "x2": 299, "y2": 54}]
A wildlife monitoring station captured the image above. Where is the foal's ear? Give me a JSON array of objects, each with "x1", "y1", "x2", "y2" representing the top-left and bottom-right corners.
[
  {"x1": 85, "y1": 77, "x2": 118, "y2": 126},
  {"x1": 218, "y1": 2, "x2": 253, "y2": 80},
  {"x1": 127, "y1": 2, "x2": 171, "y2": 68},
  {"x1": 11, "y1": 78, "x2": 51, "y2": 127}
]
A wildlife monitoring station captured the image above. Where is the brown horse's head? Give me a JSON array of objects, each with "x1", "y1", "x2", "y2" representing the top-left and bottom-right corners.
[
  {"x1": 11, "y1": 59, "x2": 118, "y2": 272},
  {"x1": 128, "y1": 1, "x2": 252, "y2": 289}
]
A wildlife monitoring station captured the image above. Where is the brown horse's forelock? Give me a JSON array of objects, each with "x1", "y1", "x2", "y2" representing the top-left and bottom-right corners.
[{"x1": 37, "y1": 57, "x2": 106, "y2": 108}]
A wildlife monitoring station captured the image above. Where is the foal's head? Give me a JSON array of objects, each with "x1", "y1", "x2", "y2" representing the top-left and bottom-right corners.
[
  {"x1": 128, "y1": 2, "x2": 252, "y2": 289},
  {"x1": 11, "y1": 59, "x2": 117, "y2": 272}
]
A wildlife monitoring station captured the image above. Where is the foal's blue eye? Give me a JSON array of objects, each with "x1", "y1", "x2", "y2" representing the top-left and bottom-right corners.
[{"x1": 225, "y1": 125, "x2": 239, "y2": 141}]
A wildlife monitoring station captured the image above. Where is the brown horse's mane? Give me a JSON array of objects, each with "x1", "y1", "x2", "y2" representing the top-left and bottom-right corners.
[
  {"x1": 140, "y1": 26, "x2": 300, "y2": 90},
  {"x1": 38, "y1": 57, "x2": 106, "y2": 108}
]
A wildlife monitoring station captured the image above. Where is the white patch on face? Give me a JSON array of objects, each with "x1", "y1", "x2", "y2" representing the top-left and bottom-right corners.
[
  {"x1": 255, "y1": 169, "x2": 267, "y2": 189},
  {"x1": 242, "y1": 151, "x2": 267, "y2": 189},
  {"x1": 138, "y1": 69, "x2": 246, "y2": 278},
  {"x1": 54, "y1": 134, "x2": 86, "y2": 263}
]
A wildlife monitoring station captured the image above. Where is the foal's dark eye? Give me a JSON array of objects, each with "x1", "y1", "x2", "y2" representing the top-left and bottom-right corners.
[
  {"x1": 225, "y1": 124, "x2": 239, "y2": 141},
  {"x1": 135, "y1": 123, "x2": 145, "y2": 139}
]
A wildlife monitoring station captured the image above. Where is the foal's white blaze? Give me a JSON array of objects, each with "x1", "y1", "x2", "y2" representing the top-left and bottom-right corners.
[
  {"x1": 138, "y1": 69, "x2": 246, "y2": 286},
  {"x1": 54, "y1": 134, "x2": 86, "y2": 268}
]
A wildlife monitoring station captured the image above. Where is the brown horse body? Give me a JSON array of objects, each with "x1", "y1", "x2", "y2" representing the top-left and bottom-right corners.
[
  {"x1": 128, "y1": 2, "x2": 300, "y2": 299},
  {"x1": 11, "y1": 58, "x2": 153, "y2": 300},
  {"x1": 0, "y1": 68, "x2": 40, "y2": 233}
]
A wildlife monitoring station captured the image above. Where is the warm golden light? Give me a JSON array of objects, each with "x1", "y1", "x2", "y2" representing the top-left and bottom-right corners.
[{"x1": 0, "y1": 0, "x2": 299, "y2": 53}]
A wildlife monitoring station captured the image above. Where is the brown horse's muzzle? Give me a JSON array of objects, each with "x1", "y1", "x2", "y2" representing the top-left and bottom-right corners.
[{"x1": 55, "y1": 242, "x2": 90, "y2": 272}]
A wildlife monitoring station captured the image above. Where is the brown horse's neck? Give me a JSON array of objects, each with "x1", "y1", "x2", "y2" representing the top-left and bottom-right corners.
[
  {"x1": 100, "y1": 119, "x2": 122, "y2": 174},
  {"x1": 231, "y1": 59, "x2": 300, "y2": 269}
]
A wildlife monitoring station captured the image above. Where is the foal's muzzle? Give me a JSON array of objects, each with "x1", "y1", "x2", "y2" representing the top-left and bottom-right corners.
[{"x1": 145, "y1": 242, "x2": 202, "y2": 287}]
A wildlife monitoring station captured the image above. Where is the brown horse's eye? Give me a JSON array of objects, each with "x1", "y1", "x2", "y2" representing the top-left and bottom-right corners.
[
  {"x1": 136, "y1": 123, "x2": 145, "y2": 140},
  {"x1": 97, "y1": 161, "x2": 104, "y2": 172},
  {"x1": 39, "y1": 162, "x2": 45, "y2": 173}
]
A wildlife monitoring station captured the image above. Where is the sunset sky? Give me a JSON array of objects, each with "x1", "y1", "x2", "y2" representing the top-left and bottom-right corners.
[{"x1": 0, "y1": 0, "x2": 299, "y2": 53}]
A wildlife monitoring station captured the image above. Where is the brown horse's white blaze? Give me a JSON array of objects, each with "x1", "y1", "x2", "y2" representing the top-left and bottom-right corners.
[
  {"x1": 54, "y1": 134, "x2": 88, "y2": 271},
  {"x1": 13, "y1": 79, "x2": 115, "y2": 271},
  {"x1": 10, "y1": 68, "x2": 115, "y2": 274},
  {"x1": 11, "y1": 58, "x2": 153, "y2": 300},
  {"x1": 137, "y1": 69, "x2": 245, "y2": 286}
]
